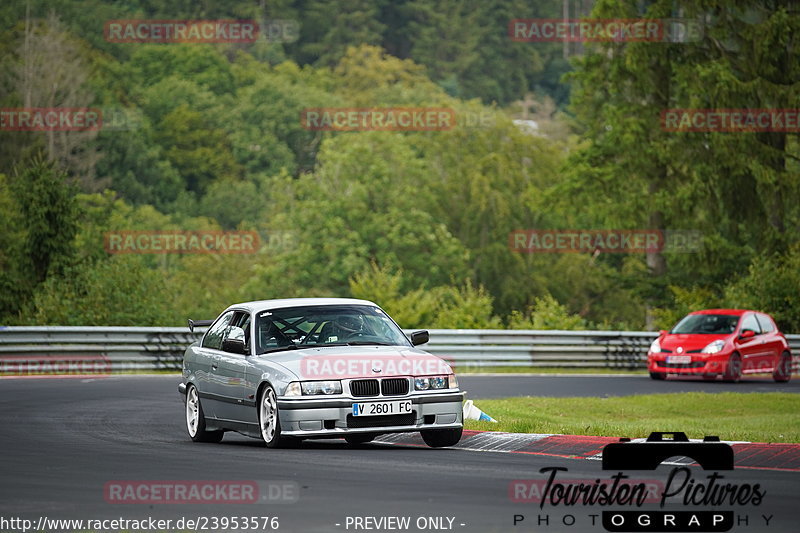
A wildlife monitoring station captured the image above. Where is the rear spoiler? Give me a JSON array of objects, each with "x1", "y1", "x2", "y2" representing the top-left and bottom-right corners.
[{"x1": 188, "y1": 319, "x2": 214, "y2": 333}]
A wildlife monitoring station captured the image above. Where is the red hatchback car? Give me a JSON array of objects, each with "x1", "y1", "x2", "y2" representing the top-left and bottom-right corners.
[{"x1": 647, "y1": 309, "x2": 793, "y2": 382}]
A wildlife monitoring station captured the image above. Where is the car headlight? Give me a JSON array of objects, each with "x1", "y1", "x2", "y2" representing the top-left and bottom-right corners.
[
  {"x1": 284, "y1": 382, "x2": 301, "y2": 396},
  {"x1": 649, "y1": 338, "x2": 661, "y2": 354},
  {"x1": 449, "y1": 373, "x2": 458, "y2": 389},
  {"x1": 414, "y1": 374, "x2": 456, "y2": 390},
  {"x1": 284, "y1": 380, "x2": 342, "y2": 396},
  {"x1": 701, "y1": 340, "x2": 725, "y2": 354}
]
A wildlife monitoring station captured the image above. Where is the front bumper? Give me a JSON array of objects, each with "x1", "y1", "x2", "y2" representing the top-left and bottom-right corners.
[
  {"x1": 275, "y1": 391, "x2": 465, "y2": 437},
  {"x1": 648, "y1": 354, "x2": 726, "y2": 374}
]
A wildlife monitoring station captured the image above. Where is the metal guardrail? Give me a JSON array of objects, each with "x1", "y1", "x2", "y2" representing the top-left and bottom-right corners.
[
  {"x1": 0, "y1": 326, "x2": 797, "y2": 374},
  {"x1": 421, "y1": 330, "x2": 799, "y2": 372},
  {"x1": 0, "y1": 327, "x2": 201, "y2": 372},
  {"x1": 420, "y1": 329, "x2": 658, "y2": 369}
]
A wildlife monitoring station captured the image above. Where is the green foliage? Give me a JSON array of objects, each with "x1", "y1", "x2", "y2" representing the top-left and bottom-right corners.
[
  {"x1": 0, "y1": 1, "x2": 796, "y2": 332},
  {"x1": 650, "y1": 286, "x2": 724, "y2": 331},
  {"x1": 94, "y1": 124, "x2": 184, "y2": 211},
  {"x1": 126, "y1": 45, "x2": 235, "y2": 95},
  {"x1": 8, "y1": 157, "x2": 80, "y2": 284},
  {"x1": 0, "y1": 172, "x2": 29, "y2": 319},
  {"x1": 506, "y1": 294, "x2": 588, "y2": 330},
  {"x1": 723, "y1": 245, "x2": 800, "y2": 332},
  {"x1": 349, "y1": 262, "x2": 501, "y2": 329},
  {"x1": 25, "y1": 256, "x2": 177, "y2": 326},
  {"x1": 154, "y1": 104, "x2": 242, "y2": 194}
]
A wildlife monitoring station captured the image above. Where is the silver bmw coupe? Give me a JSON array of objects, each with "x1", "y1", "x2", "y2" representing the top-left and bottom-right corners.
[{"x1": 179, "y1": 298, "x2": 464, "y2": 448}]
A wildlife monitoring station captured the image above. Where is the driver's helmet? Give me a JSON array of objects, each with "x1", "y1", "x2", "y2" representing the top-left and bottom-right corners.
[{"x1": 335, "y1": 314, "x2": 364, "y2": 334}]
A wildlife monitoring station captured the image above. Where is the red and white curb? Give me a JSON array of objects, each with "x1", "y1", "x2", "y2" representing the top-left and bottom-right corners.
[{"x1": 373, "y1": 431, "x2": 800, "y2": 472}]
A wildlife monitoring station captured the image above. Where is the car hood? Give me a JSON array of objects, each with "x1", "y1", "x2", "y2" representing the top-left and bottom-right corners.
[
  {"x1": 660, "y1": 334, "x2": 729, "y2": 352},
  {"x1": 250, "y1": 345, "x2": 453, "y2": 380}
]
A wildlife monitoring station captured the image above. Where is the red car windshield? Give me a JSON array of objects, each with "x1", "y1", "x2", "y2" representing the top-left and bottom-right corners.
[{"x1": 671, "y1": 314, "x2": 739, "y2": 335}]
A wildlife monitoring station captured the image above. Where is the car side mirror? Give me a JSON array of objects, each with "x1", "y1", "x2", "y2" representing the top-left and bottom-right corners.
[
  {"x1": 410, "y1": 330, "x2": 429, "y2": 346},
  {"x1": 222, "y1": 326, "x2": 248, "y2": 354},
  {"x1": 739, "y1": 329, "x2": 755, "y2": 339}
]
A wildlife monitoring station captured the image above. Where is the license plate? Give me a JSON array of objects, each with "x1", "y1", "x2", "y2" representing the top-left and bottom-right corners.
[
  {"x1": 667, "y1": 355, "x2": 692, "y2": 364},
  {"x1": 352, "y1": 400, "x2": 413, "y2": 417}
]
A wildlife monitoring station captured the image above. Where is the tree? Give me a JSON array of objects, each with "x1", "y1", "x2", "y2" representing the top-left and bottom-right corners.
[
  {"x1": 10, "y1": 156, "x2": 79, "y2": 283},
  {"x1": 10, "y1": 11, "x2": 101, "y2": 189},
  {"x1": 724, "y1": 245, "x2": 800, "y2": 332},
  {"x1": 412, "y1": 109, "x2": 565, "y2": 315},
  {"x1": 288, "y1": 0, "x2": 386, "y2": 67},
  {"x1": 507, "y1": 294, "x2": 588, "y2": 330},
  {"x1": 153, "y1": 104, "x2": 242, "y2": 194},
  {"x1": 26, "y1": 256, "x2": 178, "y2": 326},
  {"x1": 0, "y1": 157, "x2": 80, "y2": 321},
  {"x1": 349, "y1": 262, "x2": 501, "y2": 329}
]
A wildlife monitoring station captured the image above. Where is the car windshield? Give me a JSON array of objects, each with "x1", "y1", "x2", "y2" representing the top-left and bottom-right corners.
[
  {"x1": 670, "y1": 314, "x2": 739, "y2": 335},
  {"x1": 255, "y1": 304, "x2": 410, "y2": 354}
]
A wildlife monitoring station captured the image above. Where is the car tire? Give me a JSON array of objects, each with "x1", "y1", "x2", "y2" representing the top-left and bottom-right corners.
[
  {"x1": 773, "y1": 352, "x2": 792, "y2": 383},
  {"x1": 185, "y1": 384, "x2": 224, "y2": 443},
  {"x1": 258, "y1": 385, "x2": 296, "y2": 448},
  {"x1": 723, "y1": 353, "x2": 742, "y2": 383},
  {"x1": 649, "y1": 372, "x2": 666, "y2": 380},
  {"x1": 344, "y1": 433, "x2": 377, "y2": 445},
  {"x1": 421, "y1": 427, "x2": 463, "y2": 448}
]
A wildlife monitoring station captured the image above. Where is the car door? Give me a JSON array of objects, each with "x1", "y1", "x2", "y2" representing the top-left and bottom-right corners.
[
  {"x1": 756, "y1": 313, "x2": 782, "y2": 373},
  {"x1": 735, "y1": 313, "x2": 767, "y2": 374},
  {"x1": 195, "y1": 310, "x2": 235, "y2": 418},
  {"x1": 211, "y1": 311, "x2": 252, "y2": 423}
]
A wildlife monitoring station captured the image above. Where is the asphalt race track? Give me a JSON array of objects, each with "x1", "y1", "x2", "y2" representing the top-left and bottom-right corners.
[
  {"x1": 0, "y1": 376, "x2": 797, "y2": 533},
  {"x1": 458, "y1": 374, "x2": 800, "y2": 398}
]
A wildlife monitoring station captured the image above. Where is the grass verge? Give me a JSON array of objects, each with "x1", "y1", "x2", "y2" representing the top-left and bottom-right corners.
[{"x1": 463, "y1": 392, "x2": 800, "y2": 443}]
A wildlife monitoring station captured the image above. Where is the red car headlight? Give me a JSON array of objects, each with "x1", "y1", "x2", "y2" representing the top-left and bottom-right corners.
[
  {"x1": 649, "y1": 338, "x2": 661, "y2": 353},
  {"x1": 701, "y1": 340, "x2": 726, "y2": 354}
]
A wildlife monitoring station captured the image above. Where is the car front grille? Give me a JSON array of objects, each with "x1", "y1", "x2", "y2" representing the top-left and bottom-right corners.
[
  {"x1": 350, "y1": 379, "x2": 379, "y2": 397},
  {"x1": 656, "y1": 361, "x2": 706, "y2": 369},
  {"x1": 347, "y1": 412, "x2": 416, "y2": 429},
  {"x1": 381, "y1": 378, "x2": 409, "y2": 396},
  {"x1": 350, "y1": 378, "x2": 410, "y2": 397}
]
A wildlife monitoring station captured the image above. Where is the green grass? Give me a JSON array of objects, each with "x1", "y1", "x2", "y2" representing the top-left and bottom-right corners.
[{"x1": 464, "y1": 392, "x2": 800, "y2": 444}]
